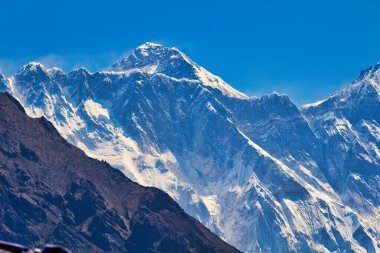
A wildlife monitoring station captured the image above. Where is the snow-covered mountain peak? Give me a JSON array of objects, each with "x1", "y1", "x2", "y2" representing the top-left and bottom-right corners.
[
  {"x1": 48, "y1": 67, "x2": 65, "y2": 76},
  {"x1": 111, "y1": 42, "x2": 196, "y2": 78},
  {"x1": 358, "y1": 62, "x2": 380, "y2": 80},
  {"x1": 262, "y1": 91, "x2": 289, "y2": 100},
  {"x1": 303, "y1": 62, "x2": 380, "y2": 111},
  {"x1": 340, "y1": 62, "x2": 380, "y2": 95},
  {"x1": 18, "y1": 62, "x2": 48, "y2": 76},
  {"x1": 259, "y1": 92, "x2": 296, "y2": 108},
  {"x1": 137, "y1": 41, "x2": 165, "y2": 50},
  {"x1": 356, "y1": 62, "x2": 380, "y2": 94},
  {"x1": 258, "y1": 91, "x2": 300, "y2": 116},
  {"x1": 110, "y1": 43, "x2": 247, "y2": 99},
  {"x1": 68, "y1": 67, "x2": 90, "y2": 77}
]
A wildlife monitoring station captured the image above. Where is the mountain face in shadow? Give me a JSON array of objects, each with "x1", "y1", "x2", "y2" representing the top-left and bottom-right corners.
[{"x1": 0, "y1": 93, "x2": 239, "y2": 253}]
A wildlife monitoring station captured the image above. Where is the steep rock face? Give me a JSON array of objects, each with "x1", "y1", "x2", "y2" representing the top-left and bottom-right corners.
[
  {"x1": 0, "y1": 93, "x2": 239, "y2": 253},
  {"x1": 1, "y1": 43, "x2": 378, "y2": 252}
]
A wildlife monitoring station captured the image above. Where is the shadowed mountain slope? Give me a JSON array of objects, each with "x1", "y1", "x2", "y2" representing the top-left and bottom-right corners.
[{"x1": 0, "y1": 93, "x2": 239, "y2": 253}]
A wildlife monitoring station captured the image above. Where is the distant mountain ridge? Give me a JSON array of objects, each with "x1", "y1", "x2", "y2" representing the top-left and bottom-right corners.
[{"x1": 0, "y1": 42, "x2": 378, "y2": 252}]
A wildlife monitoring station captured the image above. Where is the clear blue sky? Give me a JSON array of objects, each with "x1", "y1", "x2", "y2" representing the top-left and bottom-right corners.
[{"x1": 1, "y1": 0, "x2": 380, "y2": 104}]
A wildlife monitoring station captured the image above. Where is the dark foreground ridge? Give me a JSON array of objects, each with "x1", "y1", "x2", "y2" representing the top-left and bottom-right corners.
[{"x1": 0, "y1": 93, "x2": 239, "y2": 253}]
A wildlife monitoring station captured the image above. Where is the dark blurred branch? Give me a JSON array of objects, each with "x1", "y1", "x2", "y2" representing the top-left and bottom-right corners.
[{"x1": 0, "y1": 241, "x2": 71, "y2": 253}]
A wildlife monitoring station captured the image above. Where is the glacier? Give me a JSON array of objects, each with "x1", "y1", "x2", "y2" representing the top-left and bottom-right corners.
[{"x1": 0, "y1": 43, "x2": 379, "y2": 252}]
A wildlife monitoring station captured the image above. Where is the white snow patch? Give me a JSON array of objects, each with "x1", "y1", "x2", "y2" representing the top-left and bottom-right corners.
[
  {"x1": 201, "y1": 195, "x2": 220, "y2": 217},
  {"x1": 84, "y1": 99, "x2": 110, "y2": 121}
]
